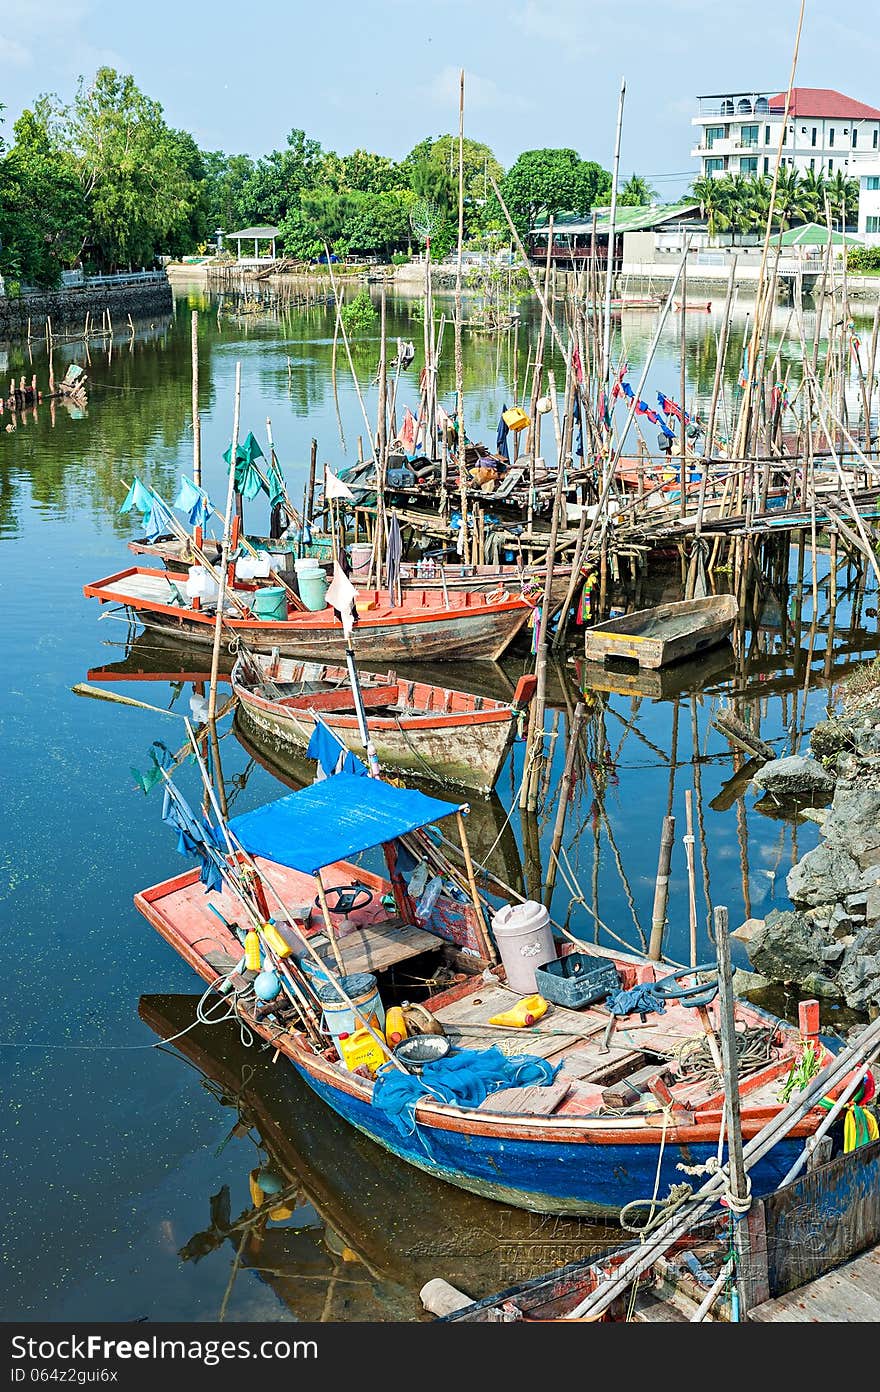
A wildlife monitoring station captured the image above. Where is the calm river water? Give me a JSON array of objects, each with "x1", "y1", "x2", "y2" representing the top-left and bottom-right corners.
[{"x1": 0, "y1": 282, "x2": 875, "y2": 1320}]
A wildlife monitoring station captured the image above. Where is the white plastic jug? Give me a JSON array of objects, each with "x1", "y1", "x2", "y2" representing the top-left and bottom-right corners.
[{"x1": 491, "y1": 901, "x2": 557, "y2": 995}]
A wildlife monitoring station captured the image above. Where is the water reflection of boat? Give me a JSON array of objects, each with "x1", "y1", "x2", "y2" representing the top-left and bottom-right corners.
[
  {"x1": 575, "y1": 643, "x2": 735, "y2": 701},
  {"x1": 86, "y1": 631, "x2": 233, "y2": 684},
  {"x1": 233, "y1": 709, "x2": 525, "y2": 894},
  {"x1": 139, "y1": 994, "x2": 614, "y2": 1320}
]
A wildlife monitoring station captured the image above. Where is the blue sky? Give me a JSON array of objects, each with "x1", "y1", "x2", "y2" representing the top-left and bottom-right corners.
[{"x1": 2, "y1": 0, "x2": 879, "y2": 196}]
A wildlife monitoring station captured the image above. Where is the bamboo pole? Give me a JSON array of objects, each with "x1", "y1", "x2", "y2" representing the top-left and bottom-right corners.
[
  {"x1": 543, "y1": 702, "x2": 585, "y2": 905},
  {"x1": 714, "y1": 904, "x2": 754, "y2": 1317},
  {"x1": 648, "y1": 815, "x2": 675, "y2": 961},
  {"x1": 684, "y1": 790, "x2": 697, "y2": 967},
  {"x1": 207, "y1": 362, "x2": 242, "y2": 725},
  {"x1": 454, "y1": 69, "x2": 468, "y2": 564},
  {"x1": 191, "y1": 310, "x2": 201, "y2": 488},
  {"x1": 456, "y1": 811, "x2": 497, "y2": 964},
  {"x1": 601, "y1": 77, "x2": 626, "y2": 446}
]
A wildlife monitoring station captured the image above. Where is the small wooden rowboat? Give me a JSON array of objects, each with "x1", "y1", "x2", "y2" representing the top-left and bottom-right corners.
[
  {"x1": 584, "y1": 595, "x2": 738, "y2": 670},
  {"x1": 83, "y1": 567, "x2": 533, "y2": 663},
  {"x1": 232, "y1": 651, "x2": 536, "y2": 793}
]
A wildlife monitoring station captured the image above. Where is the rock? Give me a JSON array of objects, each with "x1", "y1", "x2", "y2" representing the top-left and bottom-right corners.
[
  {"x1": 837, "y1": 924, "x2": 880, "y2": 1010},
  {"x1": 800, "y1": 971, "x2": 841, "y2": 1000},
  {"x1": 787, "y1": 840, "x2": 862, "y2": 908},
  {"x1": 799, "y1": 806, "x2": 828, "y2": 827},
  {"x1": 731, "y1": 917, "x2": 764, "y2": 944},
  {"x1": 731, "y1": 967, "x2": 773, "y2": 996},
  {"x1": 819, "y1": 941, "x2": 845, "y2": 964},
  {"x1": 823, "y1": 789, "x2": 880, "y2": 863},
  {"x1": 753, "y1": 754, "x2": 836, "y2": 803},
  {"x1": 746, "y1": 909, "x2": 830, "y2": 985},
  {"x1": 810, "y1": 718, "x2": 857, "y2": 761}
]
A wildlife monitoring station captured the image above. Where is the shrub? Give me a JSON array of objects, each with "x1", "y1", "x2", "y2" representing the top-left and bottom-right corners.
[
  {"x1": 340, "y1": 288, "x2": 377, "y2": 334},
  {"x1": 391, "y1": 251, "x2": 409, "y2": 266},
  {"x1": 847, "y1": 246, "x2": 880, "y2": 272}
]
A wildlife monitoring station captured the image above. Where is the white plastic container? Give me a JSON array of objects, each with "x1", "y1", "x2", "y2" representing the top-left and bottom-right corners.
[
  {"x1": 235, "y1": 552, "x2": 272, "y2": 581},
  {"x1": 185, "y1": 564, "x2": 219, "y2": 603},
  {"x1": 491, "y1": 901, "x2": 557, "y2": 995}
]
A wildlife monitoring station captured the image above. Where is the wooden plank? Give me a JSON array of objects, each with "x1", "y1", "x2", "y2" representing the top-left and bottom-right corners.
[
  {"x1": 310, "y1": 921, "x2": 439, "y2": 975},
  {"x1": 477, "y1": 1081, "x2": 570, "y2": 1116},
  {"x1": 749, "y1": 1247, "x2": 880, "y2": 1322}
]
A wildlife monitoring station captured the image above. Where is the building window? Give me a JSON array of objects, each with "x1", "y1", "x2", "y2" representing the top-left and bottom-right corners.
[
  {"x1": 705, "y1": 158, "x2": 725, "y2": 174},
  {"x1": 829, "y1": 128, "x2": 835, "y2": 146},
  {"x1": 810, "y1": 157, "x2": 815, "y2": 171},
  {"x1": 811, "y1": 127, "x2": 817, "y2": 147},
  {"x1": 765, "y1": 125, "x2": 771, "y2": 144},
  {"x1": 828, "y1": 159, "x2": 834, "y2": 172},
  {"x1": 740, "y1": 157, "x2": 758, "y2": 175},
  {"x1": 764, "y1": 157, "x2": 770, "y2": 174},
  {"x1": 853, "y1": 128, "x2": 858, "y2": 148},
  {"x1": 867, "y1": 177, "x2": 880, "y2": 190},
  {"x1": 867, "y1": 216, "x2": 880, "y2": 234},
  {"x1": 706, "y1": 125, "x2": 725, "y2": 148},
  {"x1": 874, "y1": 129, "x2": 879, "y2": 149},
  {"x1": 740, "y1": 124, "x2": 759, "y2": 147}
]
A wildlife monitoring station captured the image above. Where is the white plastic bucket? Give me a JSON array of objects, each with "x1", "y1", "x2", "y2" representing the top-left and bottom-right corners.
[
  {"x1": 491, "y1": 901, "x2": 557, "y2": 994},
  {"x1": 185, "y1": 565, "x2": 219, "y2": 603}
]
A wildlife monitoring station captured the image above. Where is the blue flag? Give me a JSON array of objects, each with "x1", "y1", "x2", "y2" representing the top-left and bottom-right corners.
[{"x1": 120, "y1": 476, "x2": 153, "y2": 517}]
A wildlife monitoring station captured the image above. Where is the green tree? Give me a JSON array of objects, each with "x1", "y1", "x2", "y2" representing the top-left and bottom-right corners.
[
  {"x1": 618, "y1": 173, "x2": 657, "y2": 207},
  {"x1": 320, "y1": 148, "x2": 402, "y2": 194},
  {"x1": 692, "y1": 174, "x2": 733, "y2": 238},
  {"x1": 0, "y1": 106, "x2": 89, "y2": 286},
  {"x1": 500, "y1": 148, "x2": 611, "y2": 233},
  {"x1": 65, "y1": 68, "x2": 209, "y2": 268}
]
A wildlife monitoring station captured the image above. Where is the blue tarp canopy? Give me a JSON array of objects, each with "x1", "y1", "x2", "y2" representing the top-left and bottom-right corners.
[{"x1": 228, "y1": 773, "x2": 464, "y2": 875}]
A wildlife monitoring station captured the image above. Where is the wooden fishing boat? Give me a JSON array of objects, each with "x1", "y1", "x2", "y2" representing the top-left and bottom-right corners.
[
  {"x1": 231, "y1": 651, "x2": 536, "y2": 793},
  {"x1": 128, "y1": 532, "x2": 333, "y2": 573},
  {"x1": 352, "y1": 561, "x2": 579, "y2": 617},
  {"x1": 584, "y1": 595, "x2": 738, "y2": 670},
  {"x1": 134, "y1": 771, "x2": 838, "y2": 1217},
  {"x1": 83, "y1": 567, "x2": 533, "y2": 662}
]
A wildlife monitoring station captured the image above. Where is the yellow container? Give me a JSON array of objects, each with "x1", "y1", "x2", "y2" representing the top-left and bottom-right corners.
[
  {"x1": 244, "y1": 930, "x2": 262, "y2": 972},
  {"x1": 384, "y1": 1005, "x2": 408, "y2": 1047},
  {"x1": 502, "y1": 406, "x2": 530, "y2": 433},
  {"x1": 261, "y1": 919, "x2": 293, "y2": 959},
  {"x1": 338, "y1": 1028, "x2": 387, "y2": 1075}
]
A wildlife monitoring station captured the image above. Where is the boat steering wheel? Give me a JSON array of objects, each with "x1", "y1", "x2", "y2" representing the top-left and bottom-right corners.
[
  {"x1": 653, "y1": 963, "x2": 719, "y2": 1010},
  {"x1": 319, "y1": 882, "x2": 375, "y2": 916}
]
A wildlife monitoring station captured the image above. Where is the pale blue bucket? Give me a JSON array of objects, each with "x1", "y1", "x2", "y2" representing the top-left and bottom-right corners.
[
  {"x1": 315, "y1": 972, "x2": 386, "y2": 1048},
  {"x1": 298, "y1": 568, "x2": 328, "y2": 612},
  {"x1": 251, "y1": 586, "x2": 287, "y2": 621}
]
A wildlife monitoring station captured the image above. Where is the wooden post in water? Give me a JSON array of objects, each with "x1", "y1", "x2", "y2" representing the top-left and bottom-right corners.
[
  {"x1": 714, "y1": 903, "x2": 755, "y2": 1319},
  {"x1": 208, "y1": 361, "x2": 242, "y2": 725},
  {"x1": 307, "y1": 438, "x2": 318, "y2": 525},
  {"x1": 543, "y1": 702, "x2": 585, "y2": 905},
  {"x1": 191, "y1": 310, "x2": 201, "y2": 488},
  {"x1": 648, "y1": 815, "x2": 676, "y2": 961},
  {"x1": 684, "y1": 789, "x2": 697, "y2": 966}
]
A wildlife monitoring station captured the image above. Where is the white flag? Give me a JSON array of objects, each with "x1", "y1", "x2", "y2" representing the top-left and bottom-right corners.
[
  {"x1": 325, "y1": 560, "x2": 358, "y2": 640},
  {"x1": 324, "y1": 466, "x2": 355, "y2": 502}
]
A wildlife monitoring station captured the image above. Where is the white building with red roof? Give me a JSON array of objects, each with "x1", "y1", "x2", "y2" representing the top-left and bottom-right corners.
[{"x1": 691, "y1": 87, "x2": 880, "y2": 182}]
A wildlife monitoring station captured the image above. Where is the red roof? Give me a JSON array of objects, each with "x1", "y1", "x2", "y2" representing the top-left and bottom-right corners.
[{"x1": 769, "y1": 88, "x2": 880, "y2": 121}]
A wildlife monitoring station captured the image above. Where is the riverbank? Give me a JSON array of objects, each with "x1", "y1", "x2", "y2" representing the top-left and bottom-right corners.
[
  {"x1": 737, "y1": 663, "x2": 880, "y2": 1015},
  {"x1": 0, "y1": 272, "x2": 173, "y2": 344}
]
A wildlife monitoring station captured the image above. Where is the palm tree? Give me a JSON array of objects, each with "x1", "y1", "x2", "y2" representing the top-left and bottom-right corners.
[
  {"x1": 618, "y1": 173, "x2": 657, "y2": 207},
  {"x1": 824, "y1": 170, "x2": 859, "y2": 228},
  {"x1": 693, "y1": 174, "x2": 732, "y2": 240},
  {"x1": 799, "y1": 168, "x2": 827, "y2": 223},
  {"x1": 772, "y1": 166, "x2": 805, "y2": 232}
]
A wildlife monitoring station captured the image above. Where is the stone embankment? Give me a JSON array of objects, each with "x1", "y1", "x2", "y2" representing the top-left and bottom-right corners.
[
  {"x1": 0, "y1": 274, "x2": 173, "y2": 342},
  {"x1": 737, "y1": 683, "x2": 880, "y2": 1014}
]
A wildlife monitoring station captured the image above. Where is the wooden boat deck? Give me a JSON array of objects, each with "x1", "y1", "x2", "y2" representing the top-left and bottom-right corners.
[
  {"x1": 749, "y1": 1244, "x2": 880, "y2": 1322},
  {"x1": 146, "y1": 856, "x2": 440, "y2": 980},
  {"x1": 433, "y1": 981, "x2": 793, "y2": 1119},
  {"x1": 97, "y1": 571, "x2": 186, "y2": 605}
]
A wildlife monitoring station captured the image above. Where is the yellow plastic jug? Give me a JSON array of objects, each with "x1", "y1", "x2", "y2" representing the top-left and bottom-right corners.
[
  {"x1": 244, "y1": 930, "x2": 262, "y2": 972},
  {"x1": 337, "y1": 1028, "x2": 386, "y2": 1075},
  {"x1": 384, "y1": 1006, "x2": 408, "y2": 1047},
  {"x1": 489, "y1": 994, "x2": 549, "y2": 1028},
  {"x1": 261, "y1": 919, "x2": 293, "y2": 959}
]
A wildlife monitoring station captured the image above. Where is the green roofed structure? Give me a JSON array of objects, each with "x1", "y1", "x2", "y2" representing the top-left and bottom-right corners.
[{"x1": 777, "y1": 221, "x2": 862, "y2": 248}]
